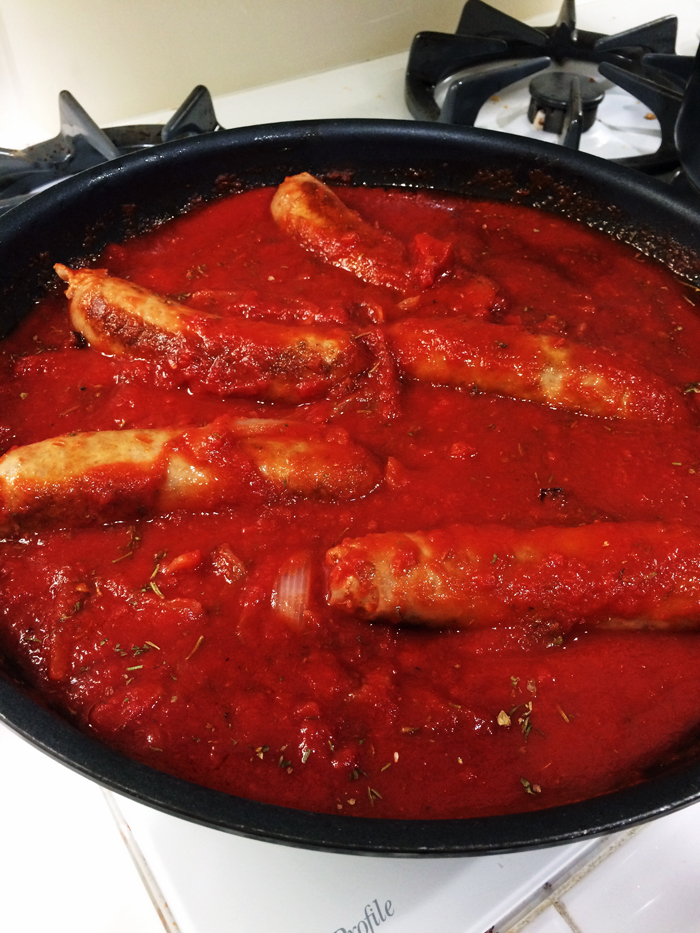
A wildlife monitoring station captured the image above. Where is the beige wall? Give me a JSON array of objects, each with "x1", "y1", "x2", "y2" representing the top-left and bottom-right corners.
[
  {"x1": 0, "y1": 0, "x2": 560, "y2": 138},
  {"x1": 490, "y1": 0, "x2": 560, "y2": 18}
]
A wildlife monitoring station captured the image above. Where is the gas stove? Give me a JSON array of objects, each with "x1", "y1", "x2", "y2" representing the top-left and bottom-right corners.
[
  {"x1": 2, "y1": 0, "x2": 700, "y2": 215},
  {"x1": 406, "y1": 0, "x2": 693, "y2": 174},
  {"x1": 2, "y1": 2, "x2": 700, "y2": 933}
]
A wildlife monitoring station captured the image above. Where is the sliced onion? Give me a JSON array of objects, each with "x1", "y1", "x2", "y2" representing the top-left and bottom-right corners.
[{"x1": 273, "y1": 551, "x2": 311, "y2": 627}]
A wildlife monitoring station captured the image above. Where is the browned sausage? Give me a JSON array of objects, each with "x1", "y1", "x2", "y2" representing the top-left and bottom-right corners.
[
  {"x1": 56, "y1": 264, "x2": 367, "y2": 402},
  {"x1": 270, "y1": 173, "x2": 450, "y2": 291},
  {"x1": 0, "y1": 417, "x2": 381, "y2": 533},
  {"x1": 386, "y1": 317, "x2": 688, "y2": 423},
  {"x1": 326, "y1": 521, "x2": 700, "y2": 632}
]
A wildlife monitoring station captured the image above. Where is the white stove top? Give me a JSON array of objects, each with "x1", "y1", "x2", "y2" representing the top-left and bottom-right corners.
[
  {"x1": 2, "y1": 2, "x2": 700, "y2": 932},
  {"x1": 108, "y1": 788, "x2": 700, "y2": 933}
]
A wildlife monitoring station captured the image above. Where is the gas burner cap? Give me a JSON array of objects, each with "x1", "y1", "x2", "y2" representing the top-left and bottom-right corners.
[{"x1": 528, "y1": 72, "x2": 605, "y2": 133}]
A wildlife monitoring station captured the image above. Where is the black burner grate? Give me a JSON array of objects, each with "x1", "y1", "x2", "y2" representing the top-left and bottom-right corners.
[
  {"x1": 406, "y1": 0, "x2": 697, "y2": 176},
  {"x1": 0, "y1": 86, "x2": 220, "y2": 215}
]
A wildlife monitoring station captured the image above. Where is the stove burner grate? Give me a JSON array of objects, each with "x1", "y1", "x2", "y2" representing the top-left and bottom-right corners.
[
  {"x1": 0, "y1": 86, "x2": 220, "y2": 216},
  {"x1": 406, "y1": 0, "x2": 696, "y2": 176}
]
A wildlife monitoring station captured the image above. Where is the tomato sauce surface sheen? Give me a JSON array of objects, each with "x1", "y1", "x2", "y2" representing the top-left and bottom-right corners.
[{"x1": 2, "y1": 183, "x2": 700, "y2": 819}]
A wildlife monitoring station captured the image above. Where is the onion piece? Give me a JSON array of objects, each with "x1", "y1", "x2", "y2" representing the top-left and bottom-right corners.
[{"x1": 273, "y1": 551, "x2": 312, "y2": 628}]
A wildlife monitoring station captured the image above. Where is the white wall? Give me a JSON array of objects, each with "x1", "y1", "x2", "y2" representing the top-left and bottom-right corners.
[{"x1": 0, "y1": 0, "x2": 561, "y2": 144}]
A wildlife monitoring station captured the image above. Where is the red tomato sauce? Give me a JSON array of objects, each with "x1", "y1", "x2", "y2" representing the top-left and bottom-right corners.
[{"x1": 2, "y1": 184, "x2": 700, "y2": 819}]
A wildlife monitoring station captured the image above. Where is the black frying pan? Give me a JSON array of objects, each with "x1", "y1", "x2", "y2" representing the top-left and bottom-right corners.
[{"x1": 2, "y1": 119, "x2": 700, "y2": 856}]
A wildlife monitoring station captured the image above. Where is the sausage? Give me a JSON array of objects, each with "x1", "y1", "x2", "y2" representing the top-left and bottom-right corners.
[
  {"x1": 233, "y1": 418, "x2": 382, "y2": 500},
  {"x1": 55, "y1": 264, "x2": 367, "y2": 402},
  {"x1": 270, "y1": 173, "x2": 450, "y2": 291},
  {"x1": 326, "y1": 521, "x2": 700, "y2": 632},
  {"x1": 386, "y1": 317, "x2": 688, "y2": 423},
  {"x1": 0, "y1": 417, "x2": 381, "y2": 534}
]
